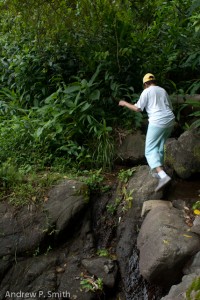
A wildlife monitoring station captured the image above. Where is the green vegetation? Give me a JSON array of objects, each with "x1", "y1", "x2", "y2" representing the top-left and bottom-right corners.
[
  {"x1": 120, "y1": 186, "x2": 134, "y2": 211},
  {"x1": 186, "y1": 277, "x2": 200, "y2": 299},
  {"x1": 106, "y1": 202, "x2": 118, "y2": 215},
  {"x1": 80, "y1": 274, "x2": 103, "y2": 293},
  {"x1": 0, "y1": 161, "x2": 63, "y2": 206},
  {"x1": 0, "y1": 0, "x2": 199, "y2": 200},
  {"x1": 192, "y1": 200, "x2": 200, "y2": 210},
  {"x1": 179, "y1": 100, "x2": 200, "y2": 129},
  {"x1": 105, "y1": 168, "x2": 136, "y2": 216},
  {"x1": 118, "y1": 168, "x2": 136, "y2": 183},
  {"x1": 97, "y1": 249, "x2": 109, "y2": 257}
]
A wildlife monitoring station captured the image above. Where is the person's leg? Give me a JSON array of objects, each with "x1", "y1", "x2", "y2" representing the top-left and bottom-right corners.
[
  {"x1": 154, "y1": 126, "x2": 174, "y2": 191},
  {"x1": 145, "y1": 124, "x2": 173, "y2": 192},
  {"x1": 145, "y1": 124, "x2": 165, "y2": 170}
]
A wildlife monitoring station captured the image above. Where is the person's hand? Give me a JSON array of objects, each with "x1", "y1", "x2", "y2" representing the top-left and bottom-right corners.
[{"x1": 119, "y1": 100, "x2": 127, "y2": 106}]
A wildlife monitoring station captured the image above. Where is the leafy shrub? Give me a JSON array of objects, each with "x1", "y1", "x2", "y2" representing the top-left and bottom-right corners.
[
  {"x1": 0, "y1": 159, "x2": 23, "y2": 188},
  {"x1": 1, "y1": 0, "x2": 200, "y2": 174},
  {"x1": 176, "y1": 99, "x2": 200, "y2": 129},
  {"x1": 0, "y1": 68, "x2": 128, "y2": 170}
]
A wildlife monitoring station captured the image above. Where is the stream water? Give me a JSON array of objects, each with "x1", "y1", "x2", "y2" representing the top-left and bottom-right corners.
[{"x1": 126, "y1": 249, "x2": 164, "y2": 300}]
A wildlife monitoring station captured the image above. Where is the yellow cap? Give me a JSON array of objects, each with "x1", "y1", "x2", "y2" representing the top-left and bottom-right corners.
[{"x1": 143, "y1": 73, "x2": 156, "y2": 84}]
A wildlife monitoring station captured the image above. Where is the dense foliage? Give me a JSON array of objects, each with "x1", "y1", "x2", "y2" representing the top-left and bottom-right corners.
[{"x1": 0, "y1": 0, "x2": 200, "y2": 173}]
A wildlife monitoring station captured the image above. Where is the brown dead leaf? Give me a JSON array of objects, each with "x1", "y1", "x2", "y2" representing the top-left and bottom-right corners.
[{"x1": 44, "y1": 196, "x2": 49, "y2": 202}]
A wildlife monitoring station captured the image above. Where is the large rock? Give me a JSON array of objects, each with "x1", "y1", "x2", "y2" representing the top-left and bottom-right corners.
[
  {"x1": 44, "y1": 179, "x2": 89, "y2": 238},
  {"x1": 127, "y1": 165, "x2": 166, "y2": 205},
  {"x1": 191, "y1": 216, "x2": 200, "y2": 235},
  {"x1": 161, "y1": 272, "x2": 200, "y2": 300},
  {"x1": 0, "y1": 203, "x2": 45, "y2": 280},
  {"x1": 81, "y1": 257, "x2": 118, "y2": 288},
  {"x1": 0, "y1": 202, "x2": 47, "y2": 259},
  {"x1": 0, "y1": 179, "x2": 89, "y2": 259},
  {"x1": 0, "y1": 253, "x2": 96, "y2": 300},
  {"x1": 183, "y1": 251, "x2": 200, "y2": 275},
  {"x1": 0, "y1": 186, "x2": 96, "y2": 300},
  {"x1": 0, "y1": 255, "x2": 58, "y2": 300},
  {"x1": 57, "y1": 255, "x2": 97, "y2": 300},
  {"x1": 116, "y1": 165, "x2": 163, "y2": 282},
  {"x1": 166, "y1": 129, "x2": 200, "y2": 179},
  {"x1": 117, "y1": 131, "x2": 146, "y2": 164},
  {"x1": 0, "y1": 179, "x2": 90, "y2": 283},
  {"x1": 162, "y1": 249, "x2": 200, "y2": 299},
  {"x1": 137, "y1": 206, "x2": 200, "y2": 286},
  {"x1": 141, "y1": 200, "x2": 173, "y2": 217}
]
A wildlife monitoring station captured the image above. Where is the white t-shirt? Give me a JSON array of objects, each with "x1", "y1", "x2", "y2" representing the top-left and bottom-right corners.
[{"x1": 135, "y1": 85, "x2": 175, "y2": 127}]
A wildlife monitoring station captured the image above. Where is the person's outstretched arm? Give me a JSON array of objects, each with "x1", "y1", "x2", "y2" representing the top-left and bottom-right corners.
[{"x1": 119, "y1": 100, "x2": 142, "y2": 112}]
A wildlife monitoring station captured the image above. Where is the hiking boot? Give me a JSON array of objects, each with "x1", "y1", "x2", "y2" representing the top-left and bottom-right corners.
[{"x1": 155, "y1": 175, "x2": 171, "y2": 192}]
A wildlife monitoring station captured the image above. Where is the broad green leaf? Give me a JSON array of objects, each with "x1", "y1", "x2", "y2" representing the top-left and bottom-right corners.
[
  {"x1": 64, "y1": 85, "x2": 80, "y2": 94},
  {"x1": 35, "y1": 127, "x2": 44, "y2": 138},
  {"x1": 88, "y1": 64, "x2": 101, "y2": 86},
  {"x1": 81, "y1": 102, "x2": 91, "y2": 112},
  {"x1": 89, "y1": 89, "x2": 100, "y2": 101}
]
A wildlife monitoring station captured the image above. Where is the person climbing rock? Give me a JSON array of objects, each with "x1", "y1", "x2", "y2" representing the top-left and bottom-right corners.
[{"x1": 119, "y1": 73, "x2": 175, "y2": 192}]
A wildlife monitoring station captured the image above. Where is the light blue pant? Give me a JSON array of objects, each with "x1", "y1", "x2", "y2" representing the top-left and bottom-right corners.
[{"x1": 145, "y1": 124, "x2": 173, "y2": 170}]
